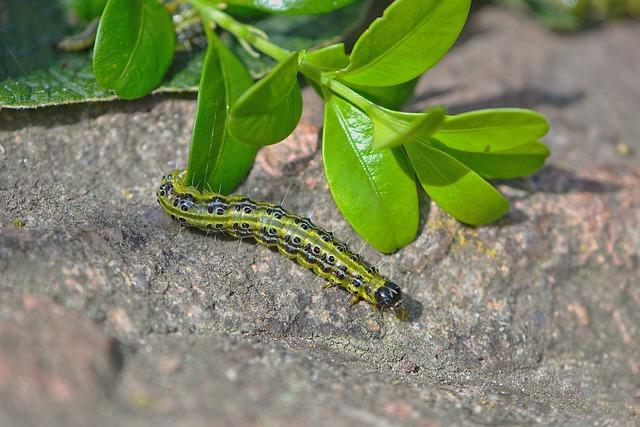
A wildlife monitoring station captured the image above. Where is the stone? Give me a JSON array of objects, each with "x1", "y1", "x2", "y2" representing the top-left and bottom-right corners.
[
  {"x1": 0, "y1": 6, "x2": 639, "y2": 426},
  {"x1": 0, "y1": 294, "x2": 123, "y2": 426}
]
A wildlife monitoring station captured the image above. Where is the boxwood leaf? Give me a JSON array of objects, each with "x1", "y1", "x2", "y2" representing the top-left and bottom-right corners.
[
  {"x1": 302, "y1": 44, "x2": 417, "y2": 109},
  {"x1": 350, "y1": 79, "x2": 419, "y2": 110},
  {"x1": 0, "y1": 0, "x2": 367, "y2": 108},
  {"x1": 435, "y1": 109, "x2": 550, "y2": 151},
  {"x1": 431, "y1": 140, "x2": 550, "y2": 180},
  {"x1": 92, "y1": 0, "x2": 175, "y2": 99},
  {"x1": 186, "y1": 30, "x2": 257, "y2": 194},
  {"x1": 338, "y1": 0, "x2": 470, "y2": 86},
  {"x1": 222, "y1": 0, "x2": 358, "y2": 15},
  {"x1": 323, "y1": 93, "x2": 419, "y2": 253},
  {"x1": 229, "y1": 51, "x2": 303, "y2": 146},
  {"x1": 304, "y1": 43, "x2": 350, "y2": 70},
  {"x1": 205, "y1": 56, "x2": 260, "y2": 194},
  {"x1": 70, "y1": 0, "x2": 108, "y2": 20},
  {"x1": 301, "y1": 43, "x2": 349, "y2": 93},
  {"x1": 405, "y1": 140, "x2": 509, "y2": 225},
  {"x1": 372, "y1": 106, "x2": 447, "y2": 150}
]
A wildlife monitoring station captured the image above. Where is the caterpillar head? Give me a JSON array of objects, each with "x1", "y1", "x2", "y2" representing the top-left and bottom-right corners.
[
  {"x1": 157, "y1": 175, "x2": 173, "y2": 199},
  {"x1": 157, "y1": 170, "x2": 185, "y2": 198},
  {"x1": 160, "y1": 170, "x2": 183, "y2": 185},
  {"x1": 375, "y1": 281, "x2": 403, "y2": 311}
]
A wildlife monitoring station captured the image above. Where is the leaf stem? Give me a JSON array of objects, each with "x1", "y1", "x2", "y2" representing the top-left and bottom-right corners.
[
  {"x1": 188, "y1": 0, "x2": 378, "y2": 117},
  {"x1": 189, "y1": 0, "x2": 291, "y2": 62},
  {"x1": 328, "y1": 79, "x2": 377, "y2": 115}
]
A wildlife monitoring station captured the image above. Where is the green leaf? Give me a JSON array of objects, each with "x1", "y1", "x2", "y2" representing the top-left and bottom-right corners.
[
  {"x1": 323, "y1": 94, "x2": 419, "y2": 253},
  {"x1": 205, "y1": 53, "x2": 259, "y2": 194},
  {"x1": 372, "y1": 106, "x2": 447, "y2": 150},
  {"x1": 225, "y1": 4, "x2": 269, "y2": 19},
  {"x1": 229, "y1": 51, "x2": 302, "y2": 146},
  {"x1": 93, "y1": 0, "x2": 175, "y2": 99},
  {"x1": 1, "y1": 0, "x2": 366, "y2": 108},
  {"x1": 432, "y1": 140, "x2": 550, "y2": 180},
  {"x1": 338, "y1": 0, "x2": 471, "y2": 86},
  {"x1": 351, "y1": 79, "x2": 419, "y2": 110},
  {"x1": 300, "y1": 44, "x2": 349, "y2": 93},
  {"x1": 229, "y1": 1, "x2": 368, "y2": 78},
  {"x1": 222, "y1": 0, "x2": 358, "y2": 15},
  {"x1": 0, "y1": 0, "x2": 108, "y2": 107},
  {"x1": 0, "y1": 0, "x2": 205, "y2": 109},
  {"x1": 304, "y1": 43, "x2": 350, "y2": 70},
  {"x1": 186, "y1": 31, "x2": 257, "y2": 194},
  {"x1": 498, "y1": 0, "x2": 587, "y2": 31},
  {"x1": 302, "y1": 44, "x2": 418, "y2": 109},
  {"x1": 186, "y1": 32, "x2": 228, "y2": 191},
  {"x1": 405, "y1": 140, "x2": 509, "y2": 225},
  {"x1": 70, "y1": 0, "x2": 107, "y2": 20},
  {"x1": 435, "y1": 109, "x2": 550, "y2": 151}
]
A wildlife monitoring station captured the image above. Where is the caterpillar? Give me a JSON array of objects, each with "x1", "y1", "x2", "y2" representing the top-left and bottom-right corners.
[
  {"x1": 57, "y1": 18, "x2": 99, "y2": 52},
  {"x1": 156, "y1": 170, "x2": 406, "y2": 316},
  {"x1": 58, "y1": 3, "x2": 205, "y2": 53}
]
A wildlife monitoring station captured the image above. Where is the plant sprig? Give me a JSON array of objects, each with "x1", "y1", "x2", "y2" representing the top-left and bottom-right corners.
[{"x1": 89, "y1": 0, "x2": 550, "y2": 253}]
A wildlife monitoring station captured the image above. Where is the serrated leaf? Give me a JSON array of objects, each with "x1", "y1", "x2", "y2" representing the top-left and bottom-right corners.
[
  {"x1": 323, "y1": 93, "x2": 419, "y2": 253},
  {"x1": 223, "y1": 0, "x2": 358, "y2": 15},
  {"x1": 435, "y1": 109, "x2": 550, "y2": 151},
  {"x1": 372, "y1": 106, "x2": 447, "y2": 150},
  {"x1": 432, "y1": 140, "x2": 550, "y2": 180},
  {"x1": 405, "y1": 140, "x2": 509, "y2": 225},
  {"x1": 93, "y1": 0, "x2": 175, "y2": 99},
  {"x1": 229, "y1": 51, "x2": 302, "y2": 146},
  {"x1": 338, "y1": 0, "x2": 470, "y2": 87},
  {"x1": 186, "y1": 30, "x2": 257, "y2": 194}
]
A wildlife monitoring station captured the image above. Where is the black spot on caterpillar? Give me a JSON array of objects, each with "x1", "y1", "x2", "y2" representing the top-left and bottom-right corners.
[{"x1": 157, "y1": 170, "x2": 405, "y2": 315}]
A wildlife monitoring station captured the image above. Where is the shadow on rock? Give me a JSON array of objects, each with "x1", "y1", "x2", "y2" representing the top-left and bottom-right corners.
[
  {"x1": 504, "y1": 165, "x2": 620, "y2": 195},
  {"x1": 449, "y1": 87, "x2": 585, "y2": 113},
  {"x1": 409, "y1": 86, "x2": 458, "y2": 107},
  {"x1": 399, "y1": 294, "x2": 423, "y2": 323},
  {"x1": 490, "y1": 206, "x2": 530, "y2": 227},
  {"x1": 0, "y1": 93, "x2": 196, "y2": 131}
]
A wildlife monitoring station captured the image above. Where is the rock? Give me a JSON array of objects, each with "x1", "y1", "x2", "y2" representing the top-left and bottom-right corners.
[
  {"x1": 0, "y1": 294, "x2": 123, "y2": 426},
  {"x1": 0, "y1": 6, "x2": 639, "y2": 427}
]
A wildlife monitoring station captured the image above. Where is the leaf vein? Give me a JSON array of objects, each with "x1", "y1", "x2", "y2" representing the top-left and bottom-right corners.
[
  {"x1": 348, "y1": 0, "x2": 447, "y2": 76},
  {"x1": 115, "y1": 2, "x2": 147, "y2": 90}
]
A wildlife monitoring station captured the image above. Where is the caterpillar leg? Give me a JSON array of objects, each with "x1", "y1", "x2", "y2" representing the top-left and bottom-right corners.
[
  {"x1": 395, "y1": 306, "x2": 409, "y2": 321},
  {"x1": 348, "y1": 295, "x2": 361, "y2": 306}
]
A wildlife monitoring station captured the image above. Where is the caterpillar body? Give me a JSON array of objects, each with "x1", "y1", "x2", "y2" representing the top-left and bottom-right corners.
[
  {"x1": 157, "y1": 170, "x2": 405, "y2": 315},
  {"x1": 57, "y1": 18, "x2": 99, "y2": 52}
]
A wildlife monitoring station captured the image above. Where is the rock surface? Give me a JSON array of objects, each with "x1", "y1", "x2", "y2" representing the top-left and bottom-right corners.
[{"x1": 1, "y1": 6, "x2": 639, "y2": 427}]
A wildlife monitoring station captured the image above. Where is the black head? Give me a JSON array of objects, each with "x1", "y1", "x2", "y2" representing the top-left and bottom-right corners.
[{"x1": 375, "y1": 281, "x2": 402, "y2": 309}]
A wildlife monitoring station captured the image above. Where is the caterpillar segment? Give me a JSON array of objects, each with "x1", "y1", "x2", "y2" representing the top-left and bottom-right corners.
[
  {"x1": 56, "y1": 18, "x2": 99, "y2": 52},
  {"x1": 157, "y1": 170, "x2": 405, "y2": 316}
]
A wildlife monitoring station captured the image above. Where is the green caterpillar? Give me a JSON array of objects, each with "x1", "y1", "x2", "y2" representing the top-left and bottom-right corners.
[
  {"x1": 58, "y1": 3, "x2": 204, "y2": 53},
  {"x1": 157, "y1": 170, "x2": 405, "y2": 316},
  {"x1": 57, "y1": 18, "x2": 99, "y2": 52}
]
